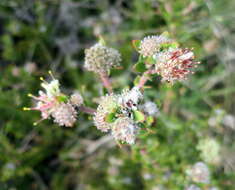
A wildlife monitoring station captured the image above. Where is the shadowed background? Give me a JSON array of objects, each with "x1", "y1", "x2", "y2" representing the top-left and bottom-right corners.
[{"x1": 0, "y1": 0, "x2": 235, "y2": 189}]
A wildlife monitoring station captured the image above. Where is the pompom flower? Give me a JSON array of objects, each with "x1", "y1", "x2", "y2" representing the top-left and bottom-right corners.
[
  {"x1": 135, "y1": 34, "x2": 200, "y2": 86},
  {"x1": 93, "y1": 87, "x2": 144, "y2": 144},
  {"x1": 118, "y1": 87, "x2": 143, "y2": 110},
  {"x1": 24, "y1": 71, "x2": 83, "y2": 127},
  {"x1": 112, "y1": 117, "x2": 138, "y2": 145},
  {"x1": 154, "y1": 48, "x2": 200, "y2": 83},
  {"x1": 84, "y1": 43, "x2": 121, "y2": 74},
  {"x1": 138, "y1": 34, "x2": 173, "y2": 57},
  {"x1": 197, "y1": 138, "x2": 221, "y2": 165},
  {"x1": 187, "y1": 162, "x2": 210, "y2": 184},
  {"x1": 70, "y1": 92, "x2": 84, "y2": 107},
  {"x1": 52, "y1": 103, "x2": 77, "y2": 127},
  {"x1": 142, "y1": 101, "x2": 159, "y2": 116},
  {"x1": 93, "y1": 94, "x2": 119, "y2": 132}
]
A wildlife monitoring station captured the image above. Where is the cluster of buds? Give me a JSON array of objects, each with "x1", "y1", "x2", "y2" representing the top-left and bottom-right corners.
[
  {"x1": 138, "y1": 34, "x2": 173, "y2": 57},
  {"x1": 94, "y1": 87, "x2": 156, "y2": 144},
  {"x1": 135, "y1": 32, "x2": 200, "y2": 84},
  {"x1": 24, "y1": 71, "x2": 83, "y2": 127},
  {"x1": 84, "y1": 42, "x2": 121, "y2": 75}
]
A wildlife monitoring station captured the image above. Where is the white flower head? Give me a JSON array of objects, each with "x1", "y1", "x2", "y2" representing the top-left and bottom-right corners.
[
  {"x1": 142, "y1": 101, "x2": 159, "y2": 116},
  {"x1": 41, "y1": 79, "x2": 60, "y2": 98},
  {"x1": 187, "y1": 162, "x2": 210, "y2": 184},
  {"x1": 84, "y1": 43, "x2": 121, "y2": 74},
  {"x1": 25, "y1": 77, "x2": 63, "y2": 125},
  {"x1": 24, "y1": 72, "x2": 78, "y2": 127},
  {"x1": 138, "y1": 35, "x2": 173, "y2": 57},
  {"x1": 197, "y1": 138, "x2": 221, "y2": 165},
  {"x1": 154, "y1": 48, "x2": 199, "y2": 83},
  {"x1": 179, "y1": 50, "x2": 194, "y2": 60},
  {"x1": 70, "y1": 92, "x2": 83, "y2": 107},
  {"x1": 222, "y1": 114, "x2": 235, "y2": 129},
  {"x1": 119, "y1": 87, "x2": 143, "y2": 110},
  {"x1": 112, "y1": 117, "x2": 138, "y2": 144},
  {"x1": 94, "y1": 87, "x2": 145, "y2": 144},
  {"x1": 94, "y1": 94, "x2": 119, "y2": 132},
  {"x1": 52, "y1": 103, "x2": 77, "y2": 127}
]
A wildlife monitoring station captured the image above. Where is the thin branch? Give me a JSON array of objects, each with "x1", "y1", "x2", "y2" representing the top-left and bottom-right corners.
[
  {"x1": 31, "y1": 170, "x2": 49, "y2": 190},
  {"x1": 136, "y1": 69, "x2": 155, "y2": 89},
  {"x1": 80, "y1": 106, "x2": 96, "y2": 115},
  {"x1": 85, "y1": 135, "x2": 115, "y2": 155},
  {"x1": 99, "y1": 72, "x2": 113, "y2": 93}
]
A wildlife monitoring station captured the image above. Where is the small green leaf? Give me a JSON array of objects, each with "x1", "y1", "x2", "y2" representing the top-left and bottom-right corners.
[
  {"x1": 133, "y1": 56, "x2": 147, "y2": 73},
  {"x1": 57, "y1": 95, "x2": 69, "y2": 102},
  {"x1": 134, "y1": 76, "x2": 141, "y2": 86},
  {"x1": 105, "y1": 113, "x2": 116, "y2": 123},
  {"x1": 138, "y1": 123, "x2": 145, "y2": 129},
  {"x1": 146, "y1": 56, "x2": 156, "y2": 65},
  {"x1": 160, "y1": 43, "x2": 171, "y2": 50},
  {"x1": 134, "y1": 61, "x2": 147, "y2": 73},
  {"x1": 133, "y1": 110, "x2": 145, "y2": 122},
  {"x1": 146, "y1": 116, "x2": 154, "y2": 126},
  {"x1": 170, "y1": 42, "x2": 179, "y2": 48},
  {"x1": 132, "y1": 40, "x2": 141, "y2": 51},
  {"x1": 161, "y1": 31, "x2": 170, "y2": 38},
  {"x1": 160, "y1": 42, "x2": 179, "y2": 51},
  {"x1": 98, "y1": 36, "x2": 106, "y2": 46}
]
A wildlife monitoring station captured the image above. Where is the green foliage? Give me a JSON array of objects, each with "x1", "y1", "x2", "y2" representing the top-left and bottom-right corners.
[
  {"x1": 133, "y1": 111, "x2": 145, "y2": 123},
  {"x1": 105, "y1": 112, "x2": 117, "y2": 123},
  {"x1": 132, "y1": 40, "x2": 141, "y2": 51},
  {"x1": 0, "y1": 0, "x2": 235, "y2": 189},
  {"x1": 133, "y1": 56, "x2": 147, "y2": 73}
]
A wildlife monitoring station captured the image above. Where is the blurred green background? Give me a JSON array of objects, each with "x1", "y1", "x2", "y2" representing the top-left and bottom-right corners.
[{"x1": 0, "y1": 0, "x2": 235, "y2": 189}]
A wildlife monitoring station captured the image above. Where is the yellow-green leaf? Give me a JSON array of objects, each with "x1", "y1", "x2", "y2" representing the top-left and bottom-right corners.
[{"x1": 133, "y1": 110, "x2": 145, "y2": 122}]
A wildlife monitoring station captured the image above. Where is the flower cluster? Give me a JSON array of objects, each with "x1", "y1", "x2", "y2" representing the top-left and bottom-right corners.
[
  {"x1": 51, "y1": 103, "x2": 77, "y2": 127},
  {"x1": 186, "y1": 162, "x2": 210, "y2": 184},
  {"x1": 138, "y1": 34, "x2": 173, "y2": 57},
  {"x1": 25, "y1": 32, "x2": 201, "y2": 145},
  {"x1": 197, "y1": 138, "x2": 221, "y2": 165},
  {"x1": 94, "y1": 87, "x2": 146, "y2": 144},
  {"x1": 137, "y1": 33, "x2": 200, "y2": 83},
  {"x1": 93, "y1": 93, "x2": 119, "y2": 132},
  {"x1": 24, "y1": 72, "x2": 83, "y2": 127},
  {"x1": 112, "y1": 117, "x2": 138, "y2": 145},
  {"x1": 84, "y1": 43, "x2": 121, "y2": 74},
  {"x1": 154, "y1": 48, "x2": 199, "y2": 83},
  {"x1": 141, "y1": 101, "x2": 159, "y2": 116}
]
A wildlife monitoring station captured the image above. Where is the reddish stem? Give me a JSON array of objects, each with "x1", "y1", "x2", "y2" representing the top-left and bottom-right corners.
[
  {"x1": 137, "y1": 69, "x2": 155, "y2": 89},
  {"x1": 80, "y1": 106, "x2": 96, "y2": 115},
  {"x1": 99, "y1": 72, "x2": 113, "y2": 93}
]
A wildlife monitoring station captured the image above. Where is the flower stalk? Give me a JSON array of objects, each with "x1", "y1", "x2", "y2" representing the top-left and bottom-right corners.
[
  {"x1": 99, "y1": 72, "x2": 113, "y2": 93},
  {"x1": 137, "y1": 69, "x2": 155, "y2": 89},
  {"x1": 80, "y1": 106, "x2": 96, "y2": 115}
]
